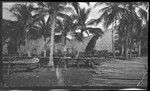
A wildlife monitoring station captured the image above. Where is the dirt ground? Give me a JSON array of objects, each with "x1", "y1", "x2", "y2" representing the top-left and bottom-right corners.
[
  {"x1": 2, "y1": 57, "x2": 148, "y2": 88},
  {"x1": 87, "y1": 57, "x2": 148, "y2": 87},
  {"x1": 4, "y1": 68, "x2": 92, "y2": 87}
]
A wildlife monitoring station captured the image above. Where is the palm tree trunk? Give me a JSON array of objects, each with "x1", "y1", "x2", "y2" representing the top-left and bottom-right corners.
[
  {"x1": 121, "y1": 43, "x2": 124, "y2": 56},
  {"x1": 43, "y1": 50, "x2": 46, "y2": 57},
  {"x1": 25, "y1": 38, "x2": 31, "y2": 57},
  {"x1": 44, "y1": 38, "x2": 47, "y2": 57},
  {"x1": 125, "y1": 32, "x2": 129, "y2": 60},
  {"x1": 125, "y1": 48, "x2": 129, "y2": 60},
  {"x1": 27, "y1": 50, "x2": 31, "y2": 57},
  {"x1": 138, "y1": 40, "x2": 141, "y2": 57},
  {"x1": 75, "y1": 51, "x2": 80, "y2": 59},
  {"x1": 56, "y1": 67, "x2": 64, "y2": 86},
  {"x1": 18, "y1": 46, "x2": 21, "y2": 56},
  {"x1": 112, "y1": 29, "x2": 116, "y2": 58},
  {"x1": 129, "y1": 38, "x2": 132, "y2": 59},
  {"x1": 61, "y1": 32, "x2": 67, "y2": 55},
  {"x1": 48, "y1": 14, "x2": 56, "y2": 67}
]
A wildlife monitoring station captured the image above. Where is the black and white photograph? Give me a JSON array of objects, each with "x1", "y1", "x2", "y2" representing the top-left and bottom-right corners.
[{"x1": 1, "y1": 2, "x2": 148, "y2": 90}]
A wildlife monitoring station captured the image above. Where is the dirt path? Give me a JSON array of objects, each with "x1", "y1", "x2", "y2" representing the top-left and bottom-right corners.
[{"x1": 87, "y1": 57, "x2": 148, "y2": 87}]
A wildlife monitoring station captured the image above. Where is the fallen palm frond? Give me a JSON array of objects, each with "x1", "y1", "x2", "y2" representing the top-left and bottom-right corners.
[{"x1": 137, "y1": 64, "x2": 147, "y2": 86}]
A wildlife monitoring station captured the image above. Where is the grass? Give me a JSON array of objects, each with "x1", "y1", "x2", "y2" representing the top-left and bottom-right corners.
[{"x1": 4, "y1": 67, "x2": 93, "y2": 87}]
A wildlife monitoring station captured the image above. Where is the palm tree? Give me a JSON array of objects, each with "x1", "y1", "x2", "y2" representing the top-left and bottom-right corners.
[
  {"x1": 134, "y1": 3, "x2": 149, "y2": 56},
  {"x1": 85, "y1": 28, "x2": 104, "y2": 52},
  {"x1": 29, "y1": 16, "x2": 51, "y2": 57},
  {"x1": 57, "y1": 13, "x2": 78, "y2": 56},
  {"x1": 88, "y1": 2, "x2": 148, "y2": 59},
  {"x1": 71, "y1": 3, "x2": 92, "y2": 37},
  {"x1": 37, "y1": 2, "x2": 76, "y2": 86},
  {"x1": 2, "y1": 19, "x2": 23, "y2": 55},
  {"x1": 121, "y1": 2, "x2": 148, "y2": 58},
  {"x1": 37, "y1": 2, "x2": 74, "y2": 67},
  {"x1": 88, "y1": 2, "x2": 125, "y2": 58},
  {"x1": 69, "y1": 2, "x2": 104, "y2": 58},
  {"x1": 9, "y1": 3, "x2": 43, "y2": 56},
  {"x1": 115, "y1": 25, "x2": 126, "y2": 57}
]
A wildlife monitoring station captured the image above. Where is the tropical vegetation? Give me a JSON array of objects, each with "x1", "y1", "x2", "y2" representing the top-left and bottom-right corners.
[{"x1": 2, "y1": 2, "x2": 149, "y2": 63}]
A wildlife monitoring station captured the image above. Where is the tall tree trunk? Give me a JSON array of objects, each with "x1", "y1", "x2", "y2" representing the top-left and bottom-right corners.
[
  {"x1": 129, "y1": 38, "x2": 132, "y2": 59},
  {"x1": 85, "y1": 35, "x2": 99, "y2": 52},
  {"x1": 112, "y1": 29, "x2": 116, "y2": 58},
  {"x1": 61, "y1": 32, "x2": 67, "y2": 56},
  {"x1": 138, "y1": 40, "x2": 141, "y2": 57},
  {"x1": 27, "y1": 51, "x2": 31, "y2": 57},
  {"x1": 75, "y1": 51, "x2": 80, "y2": 59},
  {"x1": 121, "y1": 43, "x2": 124, "y2": 56},
  {"x1": 125, "y1": 48, "x2": 129, "y2": 60},
  {"x1": 25, "y1": 38, "x2": 31, "y2": 57},
  {"x1": 56, "y1": 67, "x2": 64, "y2": 86},
  {"x1": 44, "y1": 38, "x2": 47, "y2": 57},
  {"x1": 125, "y1": 32, "x2": 129, "y2": 60},
  {"x1": 48, "y1": 14, "x2": 55, "y2": 67},
  {"x1": 43, "y1": 50, "x2": 46, "y2": 57},
  {"x1": 18, "y1": 46, "x2": 21, "y2": 56}
]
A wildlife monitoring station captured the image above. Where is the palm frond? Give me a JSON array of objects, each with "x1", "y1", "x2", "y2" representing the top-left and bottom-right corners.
[
  {"x1": 104, "y1": 12, "x2": 116, "y2": 28},
  {"x1": 85, "y1": 8, "x2": 91, "y2": 17},
  {"x1": 86, "y1": 19, "x2": 98, "y2": 25},
  {"x1": 72, "y1": 32, "x2": 84, "y2": 42},
  {"x1": 138, "y1": 8, "x2": 147, "y2": 20},
  {"x1": 87, "y1": 27, "x2": 104, "y2": 37},
  {"x1": 96, "y1": 11, "x2": 109, "y2": 25},
  {"x1": 61, "y1": 7, "x2": 75, "y2": 14},
  {"x1": 94, "y1": 2, "x2": 105, "y2": 8},
  {"x1": 57, "y1": 13, "x2": 72, "y2": 21},
  {"x1": 85, "y1": 2, "x2": 90, "y2": 6},
  {"x1": 98, "y1": 6, "x2": 110, "y2": 13},
  {"x1": 71, "y1": 2, "x2": 80, "y2": 14}
]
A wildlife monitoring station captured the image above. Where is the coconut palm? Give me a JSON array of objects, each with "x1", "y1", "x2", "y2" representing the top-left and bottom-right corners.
[
  {"x1": 85, "y1": 27, "x2": 104, "y2": 52},
  {"x1": 121, "y1": 2, "x2": 149, "y2": 58},
  {"x1": 37, "y1": 2, "x2": 74, "y2": 67},
  {"x1": 57, "y1": 13, "x2": 78, "y2": 55},
  {"x1": 37, "y1": 2, "x2": 76, "y2": 86},
  {"x1": 69, "y1": 2, "x2": 104, "y2": 57},
  {"x1": 72, "y1": 5, "x2": 92, "y2": 39},
  {"x1": 2, "y1": 19, "x2": 19, "y2": 55},
  {"x1": 38, "y1": 2, "x2": 77, "y2": 67},
  {"x1": 134, "y1": 3, "x2": 149, "y2": 56},
  {"x1": 29, "y1": 15, "x2": 51, "y2": 57},
  {"x1": 88, "y1": 2, "x2": 148, "y2": 59},
  {"x1": 9, "y1": 3, "x2": 44, "y2": 56},
  {"x1": 88, "y1": 2, "x2": 125, "y2": 58},
  {"x1": 115, "y1": 25, "x2": 126, "y2": 56}
]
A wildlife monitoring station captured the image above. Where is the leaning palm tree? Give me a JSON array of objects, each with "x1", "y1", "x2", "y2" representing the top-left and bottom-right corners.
[
  {"x1": 85, "y1": 28, "x2": 104, "y2": 52},
  {"x1": 69, "y1": 3, "x2": 104, "y2": 58},
  {"x1": 72, "y1": 4, "x2": 92, "y2": 38}
]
